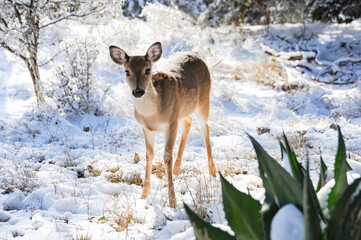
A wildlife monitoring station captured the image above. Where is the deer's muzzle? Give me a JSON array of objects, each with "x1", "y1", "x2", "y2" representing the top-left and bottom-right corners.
[{"x1": 132, "y1": 88, "x2": 145, "y2": 98}]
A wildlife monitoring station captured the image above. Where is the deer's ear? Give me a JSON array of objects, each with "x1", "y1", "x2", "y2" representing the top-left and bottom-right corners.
[
  {"x1": 146, "y1": 42, "x2": 162, "y2": 62},
  {"x1": 109, "y1": 46, "x2": 129, "y2": 65}
]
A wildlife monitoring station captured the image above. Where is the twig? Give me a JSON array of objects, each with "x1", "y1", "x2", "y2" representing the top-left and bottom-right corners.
[
  {"x1": 40, "y1": 6, "x2": 106, "y2": 29},
  {"x1": 295, "y1": 64, "x2": 312, "y2": 72},
  {"x1": 13, "y1": 143, "x2": 24, "y2": 159},
  {"x1": 310, "y1": 77, "x2": 356, "y2": 85},
  {"x1": 209, "y1": 58, "x2": 223, "y2": 69},
  {"x1": 0, "y1": 42, "x2": 27, "y2": 61},
  {"x1": 277, "y1": 34, "x2": 307, "y2": 51},
  {"x1": 276, "y1": 35, "x2": 292, "y2": 44},
  {"x1": 264, "y1": 50, "x2": 280, "y2": 57},
  {"x1": 39, "y1": 45, "x2": 75, "y2": 67},
  {"x1": 288, "y1": 55, "x2": 303, "y2": 61},
  {"x1": 338, "y1": 58, "x2": 361, "y2": 66},
  {"x1": 184, "y1": 174, "x2": 197, "y2": 207}
]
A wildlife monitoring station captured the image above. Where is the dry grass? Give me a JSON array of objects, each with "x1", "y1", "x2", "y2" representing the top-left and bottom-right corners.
[
  {"x1": 107, "y1": 172, "x2": 143, "y2": 186},
  {"x1": 0, "y1": 160, "x2": 38, "y2": 194},
  {"x1": 72, "y1": 235, "x2": 91, "y2": 240},
  {"x1": 286, "y1": 130, "x2": 311, "y2": 148},
  {"x1": 184, "y1": 174, "x2": 218, "y2": 222},
  {"x1": 280, "y1": 130, "x2": 313, "y2": 157},
  {"x1": 133, "y1": 153, "x2": 141, "y2": 164},
  {"x1": 112, "y1": 208, "x2": 140, "y2": 232},
  {"x1": 181, "y1": 165, "x2": 204, "y2": 176},
  {"x1": 87, "y1": 165, "x2": 102, "y2": 177},
  {"x1": 332, "y1": 91, "x2": 361, "y2": 118},
  {"x1": 151, "y1": 162, "x2": 166, "y2": 179},
  {"x1": 257, "y1": 126, "x2": 271, "y2": 135},
  {"x1": 220, "y1": 165, "x2": 248, "y2": 177},
  {"x1": 106, "y1": 167, "x2": 120, "y2": 174},
  {"x1": 104, "y1": 194, "x2": 143, "y2": 233},
  {"x1": 234, "y1": 59, "x2": 287, "y2": 88}
]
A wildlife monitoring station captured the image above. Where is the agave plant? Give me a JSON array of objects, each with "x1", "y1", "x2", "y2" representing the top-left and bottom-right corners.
[{"x1": 185, "y1": 127, "x2": 361, "y2": 240}]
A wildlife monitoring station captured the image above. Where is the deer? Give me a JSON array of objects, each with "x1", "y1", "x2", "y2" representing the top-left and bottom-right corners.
[{"x1": 109, "y1": 42, "x2": 216, "y2": 208}]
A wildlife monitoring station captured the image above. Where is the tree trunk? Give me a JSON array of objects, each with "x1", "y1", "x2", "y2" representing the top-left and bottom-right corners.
[
  {"x1": 26, "y1": 58, "x2": 45, "y2": 102},
  {"x1": 231, "y1": 0, "x2": 239, "y2": 27},
  {"x1": 26, "y1": 1, "x2": 44, "y2": 103}
]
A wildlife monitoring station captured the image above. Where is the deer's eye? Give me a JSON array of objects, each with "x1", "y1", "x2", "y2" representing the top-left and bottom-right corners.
[
  {"x1": 145, "y1": 69, "x2": 151, "y2": 75},
  {"x1": 125, "y1": 70, "x2": 130, "y2": 76}
]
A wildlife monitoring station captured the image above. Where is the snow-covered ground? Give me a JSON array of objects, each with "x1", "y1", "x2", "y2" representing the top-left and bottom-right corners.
[{"x1": 0, "y1": 3, "x2": 361, "y2": 239}]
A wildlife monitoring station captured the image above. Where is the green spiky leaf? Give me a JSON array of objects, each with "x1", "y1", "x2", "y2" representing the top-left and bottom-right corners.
[
  {"x1": 261, "y1": 193, "x2": 279, "y2": 240},
  {"x1": 336, "y1": 183, "x2": 361, "y2": 240},
  {"x1": 282, "y1": 136, "x2": 325, "y2": 222},
  {"x1": 184, "y1": 204, "x2": 236, "y2": 240},
  {"x1": 303, "y1": 159, "x2": 322, "y2": 240},
  {"x1": 326, "y1": 178, "x2": 361, "y2": 239},
  {"x1": 249, "y1": 135, "x2": 303, "y2": 208},
  {"x1": 282, "y1": 134, "x2": 305, "y2": 184},
  {"x1": 317, "y1": 156, "x2": 328, "y2": 192},
  {"x1": 220, "y1": 173, "x2": 264, "y2": 240},
  {"x1": 328, "y1": 126, "x2": 348, "y2": 211}
]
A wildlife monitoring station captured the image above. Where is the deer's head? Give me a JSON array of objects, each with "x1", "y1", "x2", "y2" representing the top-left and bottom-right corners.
[{"x1": 109, "y1": 42, "x2": 162, "y2": 98}]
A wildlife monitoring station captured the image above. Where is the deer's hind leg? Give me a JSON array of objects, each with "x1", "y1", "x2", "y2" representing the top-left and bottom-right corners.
[
  {"x1": 194, "y1": 104, "x2": 216, "y2": 177},
  {"x1": 173, "y1": 116, "x2": 192, "y2": 175},
  {"x1": 164, "y1": 121, "x2": 178, "y2": 208}
]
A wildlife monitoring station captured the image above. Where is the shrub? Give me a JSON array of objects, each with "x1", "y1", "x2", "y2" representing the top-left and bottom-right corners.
[
  {"x1": 185, "y1": 127, "x2": 361, "y2": 239},
  {"x1": 0, "y1": 160, "x2": 38, "y2": 193},
  {"x1": 306, "y1": 0, "x2": 361, "y2": 23},
  {"x1": 46, "y1": 42, "x2": 104, "y2": 116}
]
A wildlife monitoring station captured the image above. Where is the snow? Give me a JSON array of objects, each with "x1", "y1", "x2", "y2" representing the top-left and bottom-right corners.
[
  {"x1": 281, "y1": 147, "x2": 293, "y2": 177},
  {"x1": 0, "y1": 2, "x2": 361, "y2": 240},
  {"x1": 270, "y1": 204, "x2": 304, "y2": 240}
]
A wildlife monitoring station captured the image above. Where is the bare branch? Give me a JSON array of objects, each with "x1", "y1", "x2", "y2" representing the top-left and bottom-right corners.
[
  {"x1": 310, "y1": 77, "x2": 356, "y2": 85},
  {"x1": 0, "y1": 17, "x2": 8, "y2": 29},
  {"x1": 295, "y1": 64, "x2": 312, "y2": 72},
  {"x1": 338, "y1": 58, "x2": 361, "y2": 66},
  {"x1": 14, "y1": 4, "x2": 23, "y2": 25},
  {"x1": 39, "y1": 6, "x2": 106, "y2": 29},
  {"x1": 0, "y1": 41, "x2": 27, "y2": 61},
  {"x1": 39, "y1": 46, "x2": 71, "y2": 67}
]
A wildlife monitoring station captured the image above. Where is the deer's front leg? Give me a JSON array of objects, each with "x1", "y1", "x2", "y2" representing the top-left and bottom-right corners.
[
  {"x1": 164, "y1": 122, "x2": 178, "y2": 208},
  {"x1": 141, "y1": 128, "x2": 156, "y2": 199}
]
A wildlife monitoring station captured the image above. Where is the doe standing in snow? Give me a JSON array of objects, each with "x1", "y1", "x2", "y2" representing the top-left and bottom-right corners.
[{"x1": 109, "y1": 42, "x2": 216, "y2": 208}]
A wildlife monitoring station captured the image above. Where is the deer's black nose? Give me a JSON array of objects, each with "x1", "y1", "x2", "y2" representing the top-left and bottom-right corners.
[{"x1": 132, "y1": 88, "x2": 145, "y2": 98}]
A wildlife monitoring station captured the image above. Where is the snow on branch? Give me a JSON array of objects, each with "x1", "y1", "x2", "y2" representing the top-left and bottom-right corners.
[
  {"x1": 39, "y1": 4, "x2": 107, "y2": 29},
  {"x1": 0, "y1": 41, "x2": 26, "y2": 61}
]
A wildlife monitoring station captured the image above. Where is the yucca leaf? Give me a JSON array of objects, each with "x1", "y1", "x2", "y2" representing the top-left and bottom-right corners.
[
  {"x1": 303, "y1": 159, "x2": 322, "y2": 240},
  {"x1": 283, "y1": 133, "x2": 305, "y2": 185},
  {"x1": 184, "y1": 203, "x2": 236, "y2": 240},
  {"x1": 336, "y1": 183, "x2": 361, "y2": 240},
  {"x1": 283, "y1": 134, "x2": 324, "y2": 222},
  {"x1": 328, "y1": 126, "x2": 348, "y2": 211},
  {"x1": 316, "y1": 156, "x2": 328, "y2": 192},
  {"x1": 280, "y1": 140, "x2": 292, "y2": 176},
  {"x1": 220, "y1": 173, "x2": 264, "y2": 240},
  {"x1": 249, "y1": 135, "x2": 303, "y2": 208},
  {"x1": 326, "y1": 178, "x2": 361, "y2": 239},
  {"x1": 280, "y1": 140, "x2": 286, "y2": 159},
  {"x1": 303, "y1": 159, "x2": 326, "y2": 223},
  {"x1": 261, "y1": 193, "x2": 279, "y2": 240}
]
